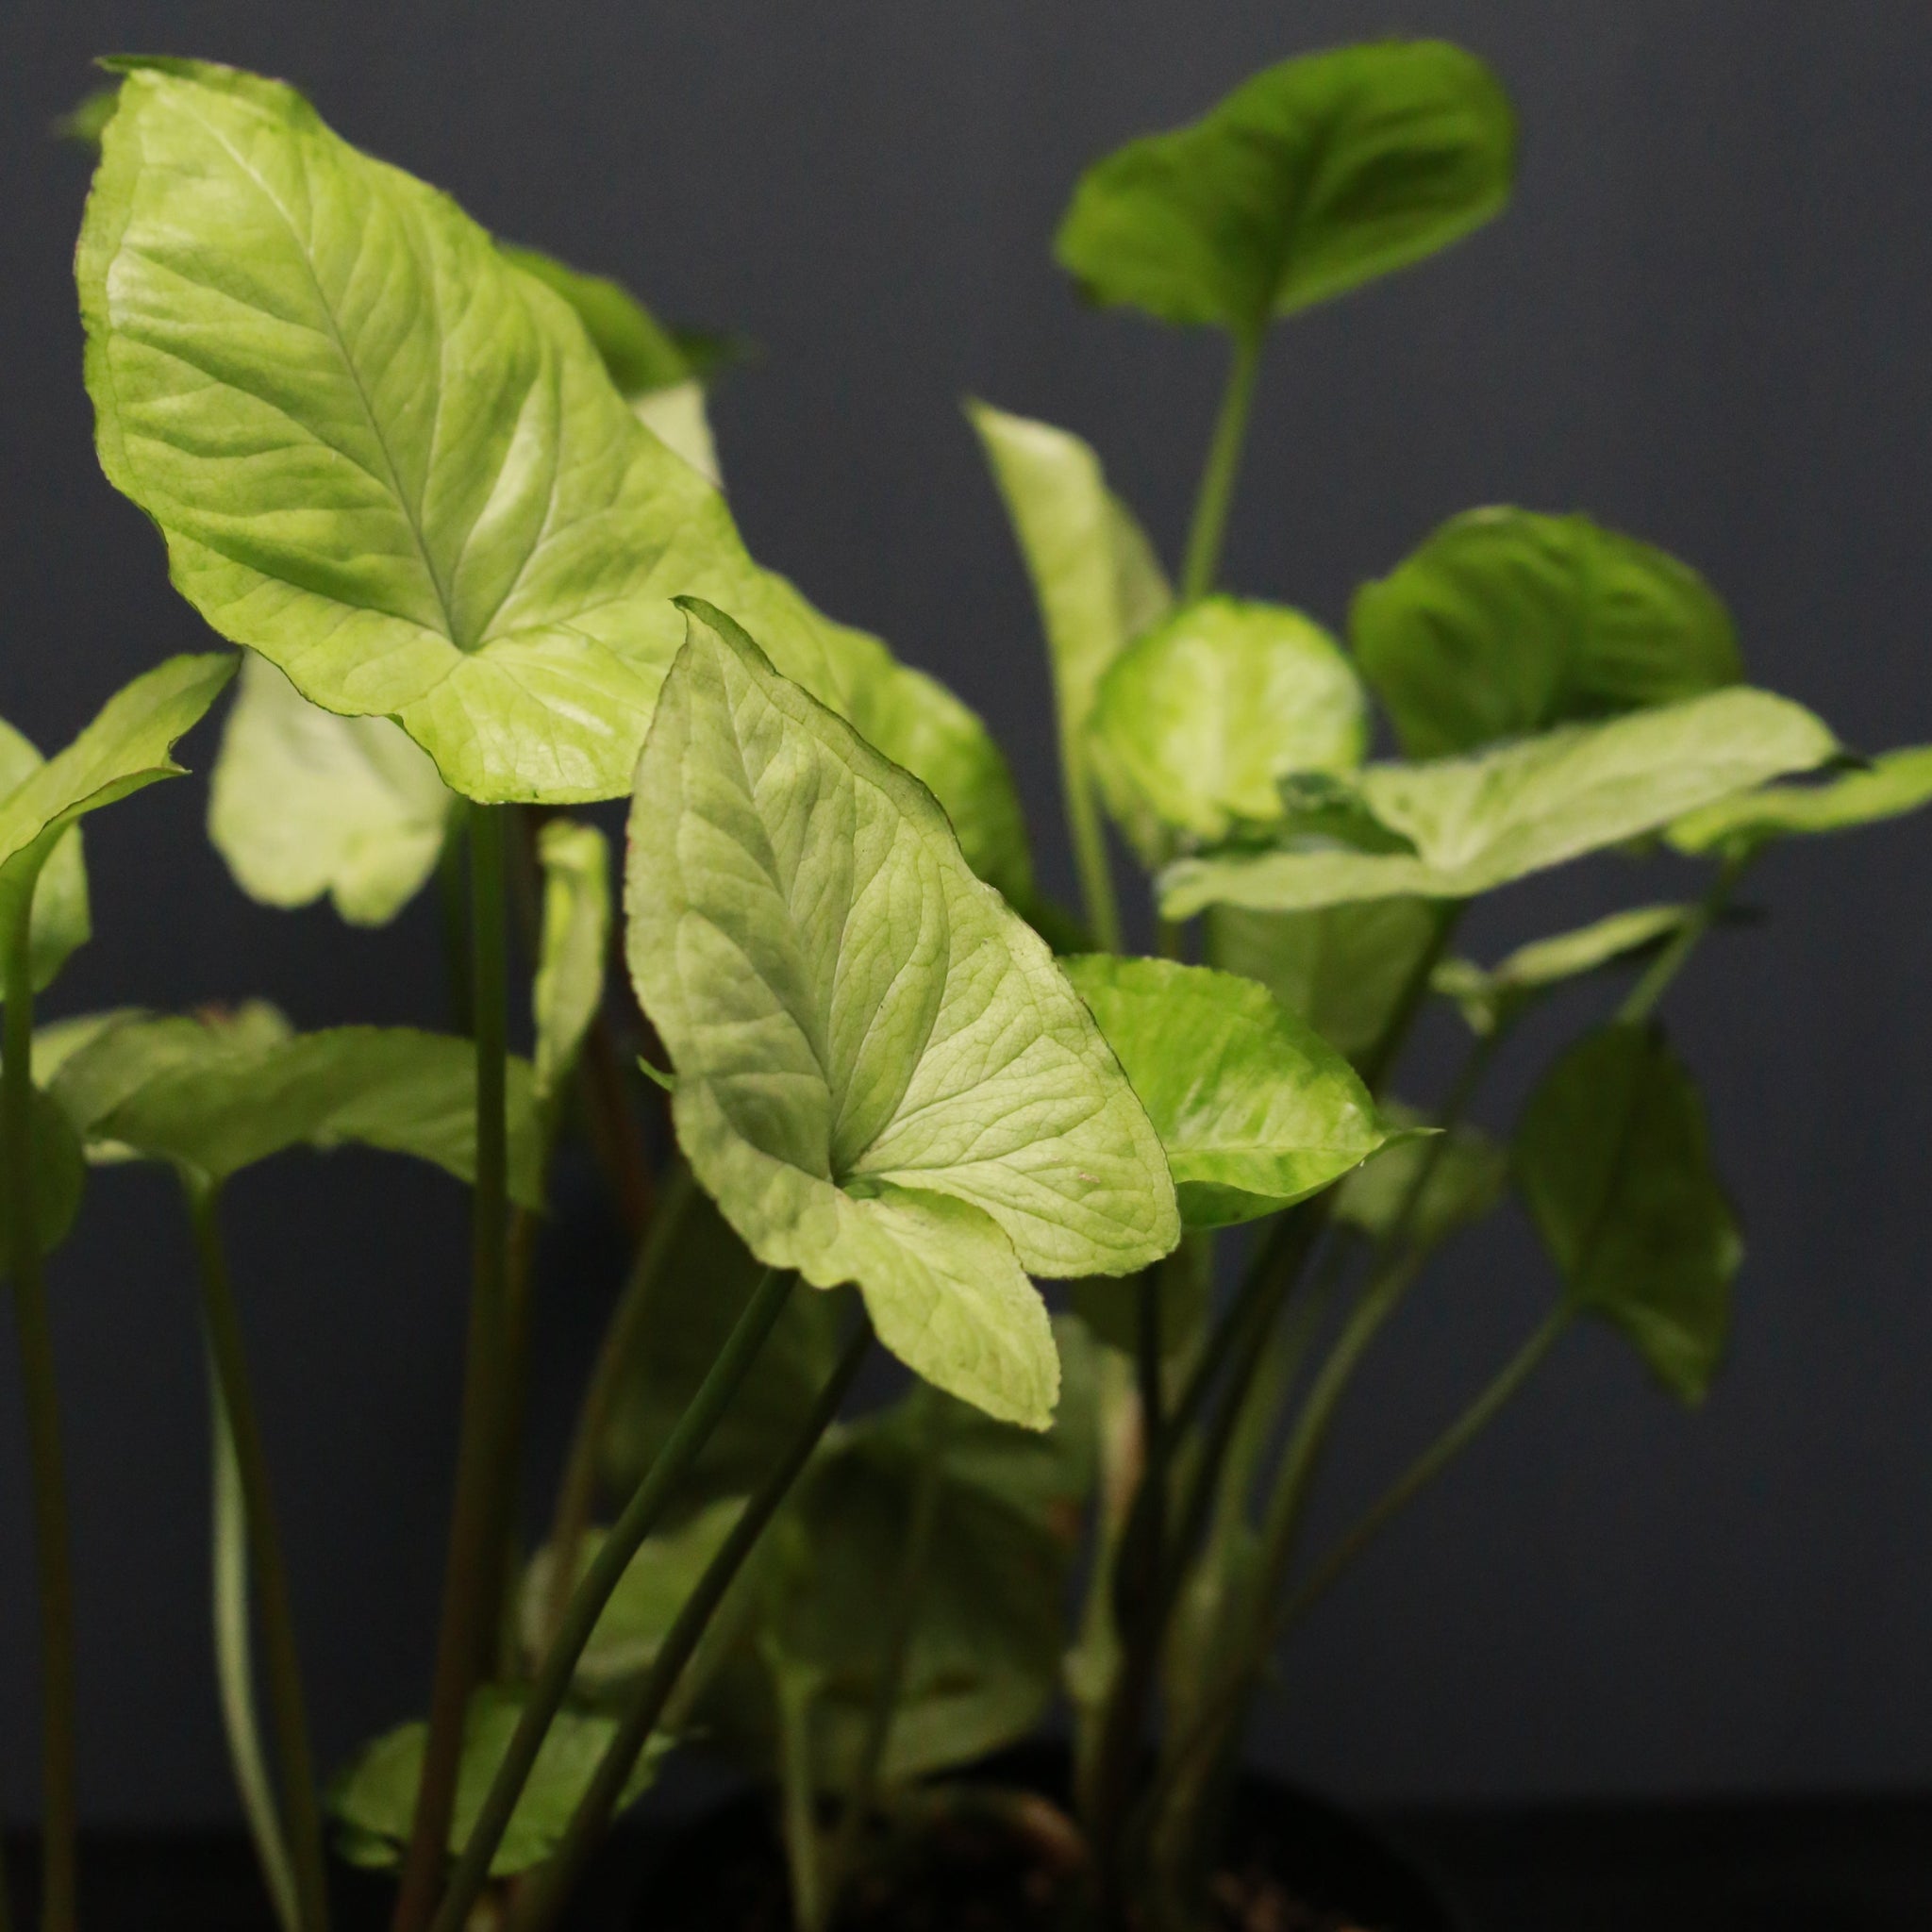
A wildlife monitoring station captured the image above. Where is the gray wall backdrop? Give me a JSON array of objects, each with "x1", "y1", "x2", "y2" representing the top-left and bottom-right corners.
[{"x1": 4, "y1": 0, "x2": 1931, "y2": 1821}]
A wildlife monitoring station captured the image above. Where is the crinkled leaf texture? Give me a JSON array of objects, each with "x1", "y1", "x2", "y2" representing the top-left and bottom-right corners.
[
  {"x1": 208, "y1": 654, "x2": 452, "y2": 926},
  {"x1": 1515, "y1": 1024, "x2": 1740, "y2": 1404},
  {"x1": 49, "y1": 1008, "x2": 543, "y2": 1204},
  {"x1": 1055, "y1": 40, "x2": 1515, "y2": 334},
  {"x1": 79, "y1": 62, "x2": 871, "y2": 803},
  {"x1": 1433, "y1": 903, "x2": 1692, "y2": 1036},
  {"x1": 0, "y1": 718, "x2": 92, "y2": 996},
  {"x1": 331, "y1": 1687, "x2": 667, "y2": 1876},
  {"x1": 1161, "y1": 689, "x2": 1838, "y2": 917},
  {"x1": 1669, "y1": 743, "x2": 1932, "y2": 854},
  {"x1": 626, "y1": 604, "x2": 1178, "y2": 1428},
  {"x1": 1353, "y1": 508, "x2": 1741, "y2": 759},
  {"x1": 530, "y1": 818, "x2": 610, "y2": 1110},
  {"x1": 1061, "y1": 955, "x2": 1397, "y2": 1227},
  {"x1": 1088, "y1": 597, "x2": 1366, "y2": 863},
  {"x1": 0, "y1": 655, "x2": 235, "y2": 943}
]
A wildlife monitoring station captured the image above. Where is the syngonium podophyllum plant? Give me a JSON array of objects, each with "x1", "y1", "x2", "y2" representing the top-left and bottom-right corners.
[{"x1": 7, "y1": 37, "x2": 1928, "y2": 1932}]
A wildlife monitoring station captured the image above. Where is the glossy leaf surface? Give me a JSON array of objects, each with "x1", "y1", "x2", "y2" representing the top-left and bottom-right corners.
[
  {"x1": 78, "y1": 62, "x2": 843, "y2": 803},
  {"x1": 627, "y1": 606, "x2": 1177, "y2": 1426},
  {"x1": 1062, "y1": 955, "x2": 1396, "y2": 1226},
  {"x1": 1055, "y1": 41, "x2": 1514, "y2": 334},
  {"x1": 1161, "y1": 689, "x2": 1837, "y2": 917},
  {"x1": 1668, "y1": 744, "x2": 1932, "y2": 854},
  {"x1": 530, "y1": 818, "x2": 610, "y2": 1110},
  {"x1": 1433, "y1": 904, "x2": 1693, "y2": 1036},
  {"x1": 1515, "y1": 1024, "x2": 1740, "y2": 1403},
  {"x1": 1088, "y1": 597, "x2": 1366, "y2": 862},
  {"x1": 331, "y1": 1688, "x2": 665, "y2": 1876},
  {"x1": 1353, "y1": 509, "x2": 1740, "y2": 758},
  {"x1": 208, "y1": 655, "x2": 452, "y2": 926},
  {"x1": 0, "y1": 719, "x2": 91, "y2": 994}
]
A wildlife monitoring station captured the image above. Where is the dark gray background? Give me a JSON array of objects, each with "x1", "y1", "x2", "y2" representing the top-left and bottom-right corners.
[{"x1": 5, "y1": 0, "x2": 1931, "y2": 1823}]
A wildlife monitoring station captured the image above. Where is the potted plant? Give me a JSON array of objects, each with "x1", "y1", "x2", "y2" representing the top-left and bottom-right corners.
[{"x1": 7, "y1": 35, "x2": 1928, "y2": 1932}]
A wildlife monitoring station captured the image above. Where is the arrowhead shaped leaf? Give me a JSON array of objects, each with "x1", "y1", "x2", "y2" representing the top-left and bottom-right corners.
[
  {"x1": 0, "y1": 654, "x2": 236, "y2": 930},
  {"x1": 1515, "y1": 1024, "x2": 1740, "y2": 1403},
  {"x1": 1055, "y1": 41, "x2": 1515, "y2": 335},
  {"x1": 1352, "y1": 508, "x2": 1741, "y2": 758},
  {"x1": 1433, "y1": 903, "x2": 1695, "y2": 1036},
  {"x1": 1088, "y1": 597, "x2": 1367, "y2": 863},
  {"x1": 1205, "y1": 898, "x2": 1441, "y2": 1066},
  {"x1": 1668, "y1": 743, "x2": 1932, "y2": 855},
  {"x1": 50, "y1": 1011, "x2": 542, "y2": 1204},
  {"x1": 77, "y1": 61, "x2": 841, "y2": 803},
  {"x1": 1061, "y1": 955, "x2": 1398, "y2": 1227},
  {"x1": 0, "y1": 719, "x2": 91, "y2": 996},
  {"x1": 626, "y1": 603, "x2": 1178, "y2": 1427},
  {"x1": 1161, "y1": 688, "x2": 1838, "y2": 917},
  {"x1": 208, "y1": 655, "x2": 453, "y2": 927},
  {"x1": 530, "y1": 818, "x2": 610, "y2": 1111},
  {"x1": 330, "y1": 1687, "x2": 667, "y2": 1876}
]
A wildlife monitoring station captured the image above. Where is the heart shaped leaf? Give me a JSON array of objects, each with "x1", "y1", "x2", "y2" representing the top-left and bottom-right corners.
[
  {"x1": 1160, "y1": 688, "x2": 1838, "y2": 917},
  {"x1": 1515, "y1": 1024, "x2": 1740, "y2": 1403},
  {"x1": 78, "y1": 61, "x2": 843, "y2": 803},
  {"x1": 1055, "y1": 41, "x2": 1515, "y2": 336},
  {"x1": 0, "y1": 719, "x2": 91, "y2": 996},
  {"x1": 1668, "y1": 743, "x2": 1932, "y2": 855},
  {"x1": 50, "y1": 1010, "x2": 542, "y2": 1204},
  {"x1": 626, "y1": 603, "x2": 1178, "y2": 1427},
  {"x1": 1061, "y1": 955, "x2": 1399, "y2": 1227},
  {"x1": 208, "y1": 655, "x2": 453, "y2": 927},
  {"x1": 1352, "y1": 508, "x2": 1742, "y2": 759},
  {"x1": 1088, "y1": 597, "x2": 1367, "y2": 863}
]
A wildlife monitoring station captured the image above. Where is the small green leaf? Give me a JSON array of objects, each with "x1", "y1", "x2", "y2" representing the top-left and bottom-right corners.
[
  {"x1": 520, "y1": 1500, "x2": 746, "y2": 1701},
  {"x1": 55, "y1": 84, "x2": 121, "y2": 149},
  {"x1": 51, "y1": 1013, "x2": 543, "y2": 1204},
  {"x1": 208, "y1": 655, "x2": 453, "y2": 927},
  {"x1": 1353, "y1": 508, "x2": 1741, "y2": 759},
  {"x1": 0, "y1": 655, "x2": 236, "y2": 934},
  {"x1": 531, "y1": 819, "x2": 610, "y2": 1111},
  {"x1": 967, "y1": 402, "x2": 1172, "y2": 766},
  {"x1": 330, "y1": 1687, "x2": 667, "y2": 1876},
  {"x1": 1334, "y1": 1106, "x2": 1506, "y2": 1252},
  {"x1": 0, "y1": 1087, "x2": 87, "y2": 1271},
  {"x1": 1668, "y1": 743, "x2": 1932, "y2": 855},
  {"x1": 1433, "y1": 903, "x2": 1695, "y2": 1036},
  {"x1": 626, "y1": 604, "x2": 1178, "y2": 1427},
  {"x1": 1061, "y1": 955, "x2": 1398, "y2": 1227},
  {"x1": 77, "y1": 61, "x2": 838, "y2": 803},
  {"x1": 1160, "y1": 689, "x2": 1839, "y2": 917},
  {"x1": 1515, "y1": 1024, "x2": 1740, "y2": 1403},
  {"x1": 0, "y1": 719, "x2": 91, "y2": 996},
  {"x1": 1206, "y1": 898, "x2": 1441, "y2": 1066},
  {"x1": 1087, "y1": 597, "x2": 1367, "y2": 863},
  {"x1": 1055, "y1": 41, "x2": 1515, "y2": 335}
]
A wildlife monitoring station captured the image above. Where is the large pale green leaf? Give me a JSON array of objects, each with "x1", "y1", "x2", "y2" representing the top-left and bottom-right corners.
[
  {"x1": 1160, "y1": 689, "x2": 1838, "y2": 917},
  {"x1": 1668, "y1": 744, "x2": 1932, "y2": 855},
  {"x1": 0, "y1": 656, "x2": 236, "y2": 938},
  {"x1": 530, "y1": 818, "x2": 609, "y2": 1111},
  {"x1": 1433, "y1": 904, "x2": 1693, "y2": 1037},
  {"x1": 50, "y1": 1011, "x2": 543, "y2": 1205},
  {"x1": 1515, "y1": 1024, "x2": 1740, "y2": 1403},
  {"x1": 0, "y1": 720, "x2": 91, "y2": 995},
  {"x1": 1334, "y1": 1106, "x2": 1506, "y2": 1253},
  {"x1": 207, "y1": 654, "x2": 452, "y2": 926},
  {"x1": 626, "y1": 604, "x2": 1178, "y2": 1427},
  {"x1": 1205, "y1": 898, "x2": 1440, "y2": 1066},
  {"x1": 1054, "y1": 41, "x2": 1514, "y2": 335},
  {"x1": 1062, "y1": 955, "x2": 1397, "y2": 1227},
  {"x1": 968, "y1": 402, "x2": 1171, "y2": 768},
  {"x1": 78, "y1": 61, "x2": 849, "y2": 804},
  {"x1": 500, "y1": 243, "x2": 722, "y2": 483},
  {"x1": 1088, "y1": 597, "x2": 1367, "y2": 864},
  {"x1": 1352, "y1": 508, "x2": 1741, "y2": 759},
  {"x1": 330, "y1": 1688, "x2": 666, "y2": 1876}
]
